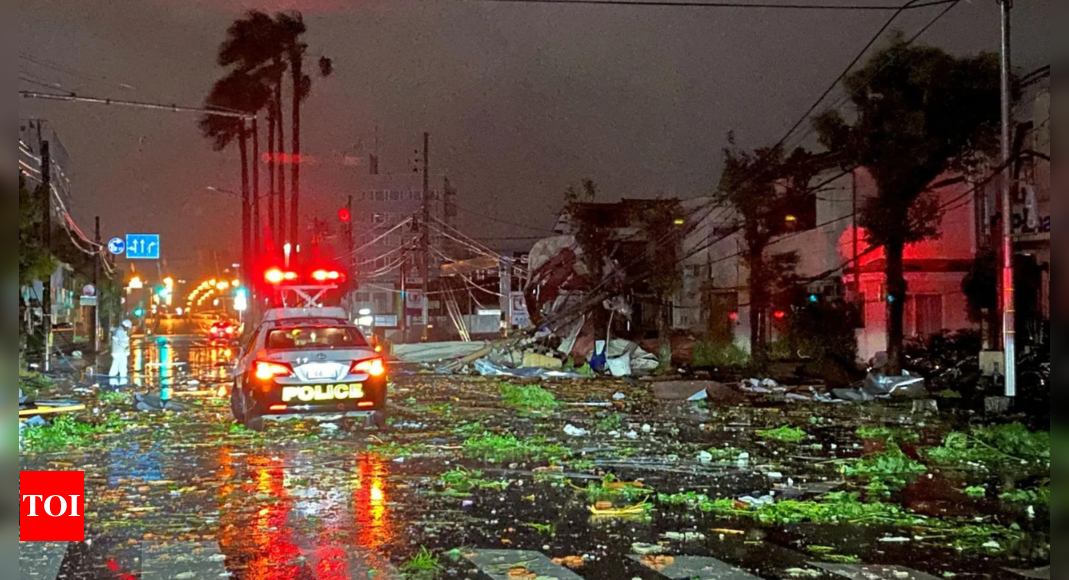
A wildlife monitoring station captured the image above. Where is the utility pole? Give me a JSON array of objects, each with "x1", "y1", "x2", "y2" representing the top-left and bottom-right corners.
[
  {"x1": 499, "y1": 254, "x2": 512, "y2": 338},
  {"x1": 346, "y1": 194, "x2": 354, "y2": 315},
  {"x1": 852, "y1": 171, "x2": 860, "y2": 294},
  {"x1": 41, "y1": 141, "x2": 53, "y2": 372},
  {"x1": 239, "y1": 121, "x2": 252, "y2": 290},
  {"x1": 400, "y1": 250, "x2": 408, "y2": 338},
  {"x1": 420, "y1": 132, "x2": 430, "y2": 341},
  {"x1": 93, "y1": 216, "x2": 101, "y2": 354},
  {"x1": 998, "y1": 0, "x2": 1017, "y2": 398}
]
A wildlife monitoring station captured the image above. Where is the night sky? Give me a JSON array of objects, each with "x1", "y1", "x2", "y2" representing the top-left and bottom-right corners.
[{"x1": 18, "y1": 0, "x2": 1049, "y2": 277}]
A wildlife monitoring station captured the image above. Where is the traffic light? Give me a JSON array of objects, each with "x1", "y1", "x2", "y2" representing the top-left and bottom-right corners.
[
  {"x1": 808, "y1": 293, "x2": 820, "y2": 304},
  {"x1": 338, "y1": 207, "x2": 352, "y2": 223},
  {"x1": 133, "y1": 307, "x2": 145, "y2": 318},
  {"x1": 234, "y1": 287, "x2": 249, "y2": 312}
]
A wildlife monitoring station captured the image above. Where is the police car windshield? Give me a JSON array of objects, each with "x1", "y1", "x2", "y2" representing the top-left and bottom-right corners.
[{"x1": 266, "y1": 326, "x2": 368, "y2": 350}]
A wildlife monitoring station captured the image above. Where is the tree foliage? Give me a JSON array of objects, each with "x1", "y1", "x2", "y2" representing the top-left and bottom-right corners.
[
  {"x1": 715, "y1": 141, "x2": 815, "y2": 362},
  {"x1": 814, "y1": 35, "x2": 1002, "y2": 372}
]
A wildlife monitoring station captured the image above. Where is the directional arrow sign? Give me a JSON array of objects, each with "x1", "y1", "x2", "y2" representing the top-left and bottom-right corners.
[{"x1": 125, "y1": 234, "x2": 161, "y2": 260}]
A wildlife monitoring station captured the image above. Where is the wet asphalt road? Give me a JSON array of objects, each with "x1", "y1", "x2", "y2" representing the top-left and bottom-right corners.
[{"x1": 19, "y1": 336, "x2": 1050, "y2": 580}]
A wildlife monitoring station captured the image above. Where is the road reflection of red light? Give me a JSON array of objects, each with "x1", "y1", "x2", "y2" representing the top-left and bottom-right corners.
[
  {"x1": 213, "y1": 449, "x2": 397, "y2": 579},
  {"x1": 107, "y1": 559, "x2": 138, "y2": 580},
  {"x1": 354, "y1": 453, "x2": 393, "y2": 551}
]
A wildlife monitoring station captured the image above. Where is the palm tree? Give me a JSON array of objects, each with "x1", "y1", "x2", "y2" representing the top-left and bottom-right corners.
[
  {"x1": 277, "y1": 12, "x2": 333, "y2": 247},
  {"x1": 216, "y1": 10, "x2": 288, "y2": 250},
  {"x1": 200, "y1": 71, "x2": 270, "y2": 280},
  {"x1": 208, "y1": 10, "x2": 331, "y2": 254}
]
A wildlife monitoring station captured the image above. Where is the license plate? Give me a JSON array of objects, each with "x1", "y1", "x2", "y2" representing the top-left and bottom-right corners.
[{"x1": 303, "y1": 364, "x2": 337, "y2": 380}]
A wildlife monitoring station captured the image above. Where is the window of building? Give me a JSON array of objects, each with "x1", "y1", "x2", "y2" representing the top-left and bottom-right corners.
[
  {"x1": 911, "y1": 295, "x2": 944, "y2": 339},
  {"x1": 373, "y1": 212, "x2": 385, "y2": 224},
  {"x1": 374, "y1": 293, "x2": 390, "y2": 314},
  {"x1": 375, "y1": 190, "x2": 386, "y2": 202},
  {"x1": 390, "y1": 190, "x2": 401, "y2": 201}
]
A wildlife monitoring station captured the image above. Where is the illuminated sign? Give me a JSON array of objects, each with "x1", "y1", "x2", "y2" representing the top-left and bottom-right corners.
[
  {"x1": 281, "y1": 383, "x2": 365, "y2": 403},
  {"x1": 125, "y1": 234, "x2": 161, "y2": 260}
]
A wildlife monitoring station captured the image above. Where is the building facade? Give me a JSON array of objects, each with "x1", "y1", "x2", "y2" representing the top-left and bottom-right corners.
[
  {"x1": 684, "y1": 167, "x2": 982, "y2": 362},
  {"x1": 19, "y1": 119, "x2": 81, "y2": 329},
  {"x1": 345, "y1": 165, "x2": 457, "y2": 329}
]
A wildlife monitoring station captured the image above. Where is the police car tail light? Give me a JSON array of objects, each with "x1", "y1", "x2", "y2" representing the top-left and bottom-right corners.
[
  {"x1": 255, "y1": 361, "x2": 294, "y2": 380},
  {"x1": 351, "y1": 358, "x2": 385, "y2": 377}
]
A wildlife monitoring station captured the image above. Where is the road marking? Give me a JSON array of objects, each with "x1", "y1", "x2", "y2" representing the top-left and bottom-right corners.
[
  {"x1": 813, "y1": 563, "x2": 942, "y2": 580},
  {"x1": 630, "y1": 555, "x2": 764, "y2": 579},
  {"x1": 465, "y1": 549, "x2": 585, "y2": 580},
  {"x1": 1006, "y1": 566, "x2": 1050, "y2": 580},
  {"x1": 141, "y1": 541, "x2": 229, "y2": 580},
  {"x1": 19, "y1": 541, "x2": 68, "y2": 580}
]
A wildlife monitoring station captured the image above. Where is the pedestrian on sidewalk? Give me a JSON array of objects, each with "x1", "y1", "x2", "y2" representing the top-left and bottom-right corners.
[{"x1": 108, "y1": 319, "x2": 133, "y2": 386}]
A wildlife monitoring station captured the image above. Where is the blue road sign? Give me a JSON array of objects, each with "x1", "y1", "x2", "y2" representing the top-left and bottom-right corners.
[
  {"x1": 125, "y1": 234, "x2": 161, "y2": 260},
  {"x1": 107, "y1": 237, "x2": 126, "y2": 255}
]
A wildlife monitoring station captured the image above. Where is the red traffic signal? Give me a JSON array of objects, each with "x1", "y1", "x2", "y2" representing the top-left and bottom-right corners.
[{"x1": 338, "y1": 208, "x2": 352, "y2": 223}]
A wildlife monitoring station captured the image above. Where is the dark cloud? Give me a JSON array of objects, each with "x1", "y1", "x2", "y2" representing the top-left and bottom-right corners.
[{"x1": 19, "y1": 0, "x2": 1050, "y2": 274}]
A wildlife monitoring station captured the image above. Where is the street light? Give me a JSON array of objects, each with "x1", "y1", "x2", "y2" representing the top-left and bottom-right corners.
[{"x1": 128, "y1": 276, "x2": 144, "y2": 290}]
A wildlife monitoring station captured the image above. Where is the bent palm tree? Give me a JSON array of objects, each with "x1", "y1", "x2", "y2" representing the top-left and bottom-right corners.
[
  {"x1": 200, "y1": 71, "x2": 270, "y2": 281},
  {"x1": 216, "y1": 10, "x2": 289, "y2": 249}
]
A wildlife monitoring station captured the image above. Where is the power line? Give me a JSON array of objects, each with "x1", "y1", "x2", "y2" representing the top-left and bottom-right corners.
[
  {"x1": 459, "y1": 0, "x2": 957, "y2": 11},
  {"x1": 19, "y1": 91, "x2": 254, "y2": 120},
  {"x1": 454, "y1": 203, "x2": 557, "y2": 234},
  {"x1": 541, "y1": 0, "x2": 946, "y2": 322}
]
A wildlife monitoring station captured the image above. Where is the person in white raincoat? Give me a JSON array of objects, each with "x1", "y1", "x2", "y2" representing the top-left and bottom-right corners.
[{"x1": 108, "y1": 320, "x2": 133, "y2": 385}]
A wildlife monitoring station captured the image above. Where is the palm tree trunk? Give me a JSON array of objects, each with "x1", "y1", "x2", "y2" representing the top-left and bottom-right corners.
[
  {"x1": 275, "y1": 74, "x2": 287, "y2": 249},
  {"x1": 238, "y1": 125, "x2": 251, "y2": 285},
  {"x1": 885, "y1": 238, "x2": 907, "y2": 374},
  {"x1": 290, "y1": 54, "x2": 302, "y2": 247},
  {"x1": 251, "y1": 117, "x2": 261, "y2": 260},
  {"x1": 266, "y1": 105, "x2": 276, "y2": 249}
]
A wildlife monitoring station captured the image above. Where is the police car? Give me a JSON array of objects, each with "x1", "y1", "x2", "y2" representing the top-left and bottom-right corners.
[{"x1": 231, "y1": 307, "x2": 388, "y2": 431}]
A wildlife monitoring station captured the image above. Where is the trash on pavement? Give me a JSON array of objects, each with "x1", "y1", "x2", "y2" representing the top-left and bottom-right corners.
[
  {"x1": 607, "y1": 339, "x2": 659, "y2": 374},
  {"x1": 522, "y1": 352, "x2": 563, "y2": 369},
  {"x1": 563, "y1": 424, "x2": 589, "y2": 437},
  {"x1": 661, "y1": 531, "x2": 706, "y2": 542},
  {"x1": 394, "y1": 341, "x2": 493, "y2": 364},
  {"x1": 134, "y1": 393, "x2": 189, "y2": 412},
  {"x1": 632, "y1": 543, "x2": 664, "y2": 555},
  {"x1": 607, "y1": 352, "x2": 632, "y2": 377},
  {"x1": 738, "y1": 494, "x2": 775, "y2": 508},
  {"x1": 864, "y1": 373, "x2": 927, "y2": 397}
]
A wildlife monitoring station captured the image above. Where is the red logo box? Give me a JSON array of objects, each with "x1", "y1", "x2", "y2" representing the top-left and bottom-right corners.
[{"x1": 20, "y1": 471, "x2": 86, "y2": 542}]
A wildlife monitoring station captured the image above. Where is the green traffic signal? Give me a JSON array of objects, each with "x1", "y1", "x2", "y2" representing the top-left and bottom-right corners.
[{"x1": 133, "y1": 307, "x2": 145, "y2": 318}]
